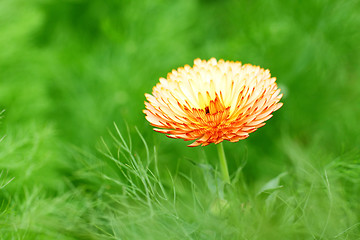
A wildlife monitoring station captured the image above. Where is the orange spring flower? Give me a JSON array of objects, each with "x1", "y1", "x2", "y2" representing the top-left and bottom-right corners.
[{"x1": 144, "y1": 58, "x2": 283, "y2": 147}]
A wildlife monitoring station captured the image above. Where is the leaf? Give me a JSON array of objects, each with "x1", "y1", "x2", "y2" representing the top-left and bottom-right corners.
[{"x1": 257, "y1": 172, "x2": 287, "y2": 196}]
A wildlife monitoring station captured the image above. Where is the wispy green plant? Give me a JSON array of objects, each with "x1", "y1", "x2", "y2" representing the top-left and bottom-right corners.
[
  {"x1": 0, "y1": 123, "x2": 359, "y2": 239},
  {"x1": 0, "y1": 170, "x2": 14, "y2": 190},
  {"x1": 69, "y1": 126, "x2": 360, "y2": 240}
]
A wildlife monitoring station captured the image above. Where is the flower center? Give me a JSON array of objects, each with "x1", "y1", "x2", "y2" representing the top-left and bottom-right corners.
[{"x1": 204, "y1": 106, "x2": 210, "y2": 114}]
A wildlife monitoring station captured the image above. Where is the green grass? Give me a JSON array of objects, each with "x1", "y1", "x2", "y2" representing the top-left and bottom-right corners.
[{"x1": 1, "y1": 0, "x2": 360, "y2": 239}]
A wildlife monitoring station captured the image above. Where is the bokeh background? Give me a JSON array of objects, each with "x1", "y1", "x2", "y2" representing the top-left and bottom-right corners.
[{"x1": 1, "y1": 0, "x2": 360, "y2": 239}]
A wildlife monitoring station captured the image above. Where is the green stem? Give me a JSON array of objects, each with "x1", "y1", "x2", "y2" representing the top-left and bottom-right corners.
[{"x1": 217, "y1": 142, "x2": 230, "y2": 184}]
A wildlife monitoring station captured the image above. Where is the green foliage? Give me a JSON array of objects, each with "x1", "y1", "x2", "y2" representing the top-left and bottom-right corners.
[{"x1": 1, "y1": 0, "x2": 360, "y2": 239}]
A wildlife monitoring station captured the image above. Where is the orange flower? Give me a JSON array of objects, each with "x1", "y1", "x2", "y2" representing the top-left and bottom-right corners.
[{"x1": 144, "y1": 58, "x2": 283, "y2": 147}]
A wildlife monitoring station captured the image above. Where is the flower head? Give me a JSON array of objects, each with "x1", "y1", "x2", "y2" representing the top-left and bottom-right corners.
[{"x1": 144, "y1": 58, "x2": 283, "y2": 147}]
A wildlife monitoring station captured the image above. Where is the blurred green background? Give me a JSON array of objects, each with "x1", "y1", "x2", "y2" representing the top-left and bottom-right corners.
[{"x1": 1, "y1": 0, "x2": 360, "y2": 239}]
